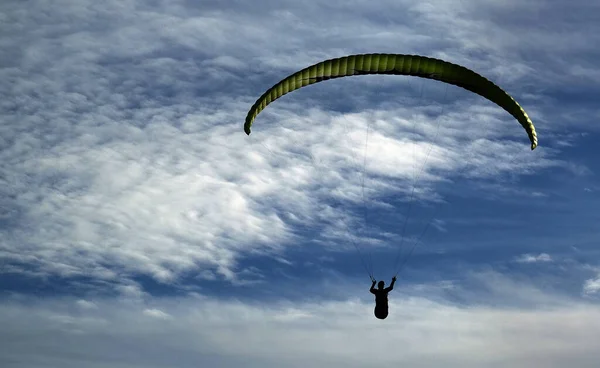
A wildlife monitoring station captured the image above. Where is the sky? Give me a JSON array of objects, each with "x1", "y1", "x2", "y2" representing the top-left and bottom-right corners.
[{"x1": 2, "y1": 0, "x2": 600, "y2": 367}]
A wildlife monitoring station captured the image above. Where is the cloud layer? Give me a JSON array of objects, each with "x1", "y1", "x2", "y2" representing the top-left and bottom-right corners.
[{"x1": 2, "y1": 276, "x2": 600, "y2": 368}]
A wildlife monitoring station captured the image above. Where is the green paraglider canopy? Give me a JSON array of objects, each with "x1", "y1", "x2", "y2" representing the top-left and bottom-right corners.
[{"x1": 244, "y1": 53, "x2": 537, "y2": 150}]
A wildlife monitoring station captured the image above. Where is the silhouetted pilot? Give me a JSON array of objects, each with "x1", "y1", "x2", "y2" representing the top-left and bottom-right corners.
[{"x1": 370, "y1": 276, "x2": 396, "y2": 319}]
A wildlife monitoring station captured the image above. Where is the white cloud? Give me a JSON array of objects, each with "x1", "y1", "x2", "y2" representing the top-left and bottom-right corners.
[
  {"x1": 515, "y1": 253, "x2": 552, "y2": 263},
  {"x1": 143, "y1": 308, "x2": 172, "y2": 320},
  {"x1": 583, "y1": 276, "x2": 600, "y2": 296}
]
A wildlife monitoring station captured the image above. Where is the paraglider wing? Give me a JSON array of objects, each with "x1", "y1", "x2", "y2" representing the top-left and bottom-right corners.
[{"x1": 243, "y1": 53, "x2": 537, "y2": 150}]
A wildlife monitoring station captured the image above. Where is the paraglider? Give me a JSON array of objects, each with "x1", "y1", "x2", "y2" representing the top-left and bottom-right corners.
[{"x1": 243, "y1": 53, "x2": 539, "y2": 319}]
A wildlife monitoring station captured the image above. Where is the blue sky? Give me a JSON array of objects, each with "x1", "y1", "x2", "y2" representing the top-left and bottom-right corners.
[{"x1": 2, "y1": 0, "x2": 600, "y2": 366}]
